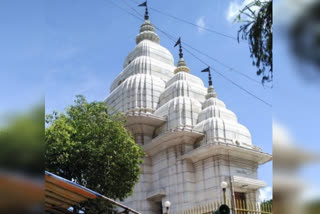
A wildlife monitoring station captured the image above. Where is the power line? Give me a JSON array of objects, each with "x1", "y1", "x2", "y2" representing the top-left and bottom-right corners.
[
  {"x1": 213, "y1": 70, "x2": 272, "y2": 107},
  {"x1": 121, "y1": 0, "x2": 143, "y2": 17},
  {"x1": 150, "y1": 7, "x2": 239, "y2": 41},
  {"x1": 129, "y1": 0, "x2": 238, "y2": 41},
  {"x1": 125, "y1": 0, "x2": 269, "y2": 88},
  {"x1": 106, "y1": 0, "x2": 144, "y2": 21},
  {"x1": 158, "y1": 26, "x2": 269, "y2": 88},
  {"x1": 105, "y1": 0, "x2": 272, "y2": 107},
  {"x1": 148, "y1": 28, "x2": 272, "y2": 107},
  {"x1": 129, "y1": 0, "x2": 271, "y2": 89},
  {"x1": 180, "y1": 46, "x2": 272, "y2": 107},
  {"x1": 182, "y1": 42, "x2": 270, "y2": 88}
]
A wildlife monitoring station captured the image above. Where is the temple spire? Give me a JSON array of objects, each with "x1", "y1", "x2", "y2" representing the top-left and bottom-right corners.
[
  {"x1": 201, "y1": 66, "x2": 217, "y2": 98},
  {"x1": 173, "y1": 37, "x2": 190, "y2": 74},
  {"x1": 138, "y1": 1, "x2": 149, "y2": 20},
  {"x1": 136, "y1": 1, "x2": 160, "y2": 44}
]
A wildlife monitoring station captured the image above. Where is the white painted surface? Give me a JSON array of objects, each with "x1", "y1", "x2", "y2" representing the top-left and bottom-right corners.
[{"x1": 105, "y1": 19, "x2": 271, "y2": 214}]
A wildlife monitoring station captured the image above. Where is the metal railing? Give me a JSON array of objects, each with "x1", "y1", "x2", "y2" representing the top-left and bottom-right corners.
[{"x1": 176, "y1": 199, "x2": 272, "y2": 214}]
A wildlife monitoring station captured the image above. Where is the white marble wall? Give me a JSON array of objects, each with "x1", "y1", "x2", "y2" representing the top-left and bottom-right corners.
[{"x1": 106, "y1": 19, "x2": 270, "y2": 214}]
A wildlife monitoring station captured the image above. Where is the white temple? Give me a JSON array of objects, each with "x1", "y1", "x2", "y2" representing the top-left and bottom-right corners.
[{"x1": 104, "y1": 13, "x2": 272, "y2": 214}]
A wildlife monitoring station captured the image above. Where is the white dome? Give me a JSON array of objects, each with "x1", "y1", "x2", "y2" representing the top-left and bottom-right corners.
[
  {"x1": 106, "y1": 74, "x2": 165, "y2": 114},
  {"x1": 155, "y1": 67, "x2": 206, "y2": 132},
  {"x1": 194, "y1": 95, "x2": 252, "y2": 147},
  {"x1": 111, "y1": 55, "x2": 174, "y2": 92},
  {"x1": 194, "y1": 117, "x2": 252, "y2": 147},
  {"x1": 106, "y1": 20, "x2": 176, "y2": 114},
  {"x1": 165, "y1": 71, "x2": 204, "y2": 87},
  {"x1": 160, "y1": 72, "x2": 206, "y2": 106},
  {"x1": 159, "y1": 80, "x2": 206, "y2": 106},
  {"x1": 202, "y1": 97, "x2": 225, "y2": 109},
  {"x1": 105, "y1": 18, "x2": 253, "y2": 148},
  {"x1": 155, "y1": 96, "x2": 202, "y2": 131},
  {"x1": 197, "y1": 99, "x2": 237, "y2": 123},
  {"x1": 123, "y1": 40, "x2": 174, "y2": 68}
]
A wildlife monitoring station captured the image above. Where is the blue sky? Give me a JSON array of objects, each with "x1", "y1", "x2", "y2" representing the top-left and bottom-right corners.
[
  {"x1": 273, "y1": 0, "x2": 320, "y2": 199},
  {"x1": 44, "y1": 0, "x2": 274, "y2": 197},
  {"x1": 1, "y1": 0, "x2": 274, "y2": 199},
  {"x1": 2, "y1": 0, "x2": 320, "y2": 202}
]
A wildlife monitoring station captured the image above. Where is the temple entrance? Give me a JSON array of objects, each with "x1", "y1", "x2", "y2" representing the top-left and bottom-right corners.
[
  {"x1": 156, "y1": 201, "x2": 163, "y2": 214},
  {"x1": 235, "y1": 192, "x2": 247, "y2": 214}
]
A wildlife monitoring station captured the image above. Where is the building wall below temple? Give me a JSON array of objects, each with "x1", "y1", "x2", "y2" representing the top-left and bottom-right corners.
[
  {"x1": 191, "y1": 155, "x2": 259, "y2": 210},
  {"x1": 121, "y1": 143, "x2": 261, "y2": 214}
]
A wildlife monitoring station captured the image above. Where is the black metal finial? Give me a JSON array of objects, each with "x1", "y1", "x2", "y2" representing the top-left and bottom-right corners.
[
  {"x1": 138, "y1": 1, "x2": 149, "y2": 20},
  {"x1": 145, "y1": 6, "x2": 149, "y2": 20},
  {"x1": 201, "y1": 66, "x2": 212, "y2": 86},
  {"x1": 174, "y1": 37, "x2": 183, "y2": 59}
]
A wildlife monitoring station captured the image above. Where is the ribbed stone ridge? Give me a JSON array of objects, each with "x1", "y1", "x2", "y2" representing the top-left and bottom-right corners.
[
  {"x1": 194, "y1": 88, "x2": 252, "y2": 147},
  {"x1": 174, "y1": 58, "x2": 190, "y2": 73},
  {"x1": 155, "y1": 70, "x2": 206, "y2": 133},
  {"x1": 136, "y1": 20, "x2": 160, "y2": 44},
  {"x1": 105, "y1": 23, "x2": 175, "y2": 114},
  {"x1": 155, "y1": 96, "x2": 202, "y2": 131},
  {"x1": 159, "y1": 72, "x2": 206, "y2": 106},
  {"x1": 106, "y1": 74, "x2": 166, "y2": 114},
  {"x1": 205, "y1": 86, "x2": 217, "y2": 99},
  {"x1": 123, "y1": 40, "x2": 174, "y2": 69}
]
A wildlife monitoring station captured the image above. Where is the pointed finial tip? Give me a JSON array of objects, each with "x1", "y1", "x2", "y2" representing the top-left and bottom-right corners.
[
  {"x1": 174, "y1": 37, "x2": 183, "y2": 59},
  {"x1": 201, "y1": 66, "x2": 213, "y2": 86},
  {"x1": 138, "y1": 1, "x2": 149, "y2": 20}
]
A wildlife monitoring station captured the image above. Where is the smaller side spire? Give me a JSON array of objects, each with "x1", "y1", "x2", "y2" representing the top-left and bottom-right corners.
[
  {"x1": 201, "y1": 66, "x2": 212, "y2": 86},
  {"x1": 201, "y1": 66, "x2": 217, "y2": 98},
  {"x1": 205, "y1": 85, "x2": 217, "y2": 99},
  {"x1": 138, "y1": 1, "x2": 149, "y2": 20},
  {"x1": 174, "y1": 37, "x2": 190, "y2": 74}
]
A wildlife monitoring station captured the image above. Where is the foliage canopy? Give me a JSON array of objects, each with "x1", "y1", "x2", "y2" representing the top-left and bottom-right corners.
[
  {"x1": 0, "y1": 104, "x2": 44, "y2": 175},
  {"x1": 45, "y1": 95, "x2": 145, "y2": 203},
  {"x1": 236, "y1": 0, "x2": 273, "y2": 84}
]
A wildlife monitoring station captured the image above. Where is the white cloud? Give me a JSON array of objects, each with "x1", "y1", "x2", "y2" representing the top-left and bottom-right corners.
[
  {"x1": 196, "y1": 16, "x2": 206, "y2": 33},
  {"x1": 259, "y1": 186, "x2": 272, "y2": 202},
  {"x1": 226, "y1": 0, "x2": 260, "y2": 23}
]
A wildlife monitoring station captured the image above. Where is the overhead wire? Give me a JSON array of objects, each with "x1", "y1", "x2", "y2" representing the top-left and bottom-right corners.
[
  {"x1": 126, "y1": 1, "x2": 269, "y2": 87},
  {"x1": 128, "y1": 0, "x2": 238, "y2": 41},
  {"x1": 121, "y1": 0, "x2": 143, "y2": 17},
  {"x1": 150, "y1": 7, "x2": 239, "y2": 41},
  {"x1": 105, "y1": 0, "x2": 272, "y2": 107},
  {"x1": 182, "y1": 42, "x2": 270, "y2": 87}
]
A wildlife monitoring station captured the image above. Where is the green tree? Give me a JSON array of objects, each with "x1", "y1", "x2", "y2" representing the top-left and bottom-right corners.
[
  {"x1": 236, "y1": 0, "x2": 272, "y2": 84},
  {"x1": 45, "y1": 95, "x2": 144, "y2": 212},
  {"x1": 290, "y1": 1, "x2": 320, "y2": 74},
  {"x1": 261, "y1": 199, "x2": 272, "y2": 212},
  {"x1": 306, "y1": 199, "x2": 320, "y2": 214},
  {"x1": 0, "y1": 104, "x2": 44, "y2": 175}
]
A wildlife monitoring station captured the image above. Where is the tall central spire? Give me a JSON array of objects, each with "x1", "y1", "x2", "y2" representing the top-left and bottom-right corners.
[{"x1": 136, "y1": 1, "x2": 160, "y2": 44}]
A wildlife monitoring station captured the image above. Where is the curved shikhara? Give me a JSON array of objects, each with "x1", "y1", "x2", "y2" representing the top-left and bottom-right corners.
[{"x1": 105, "y1": 19, "x2": 253, "y2": 147}]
